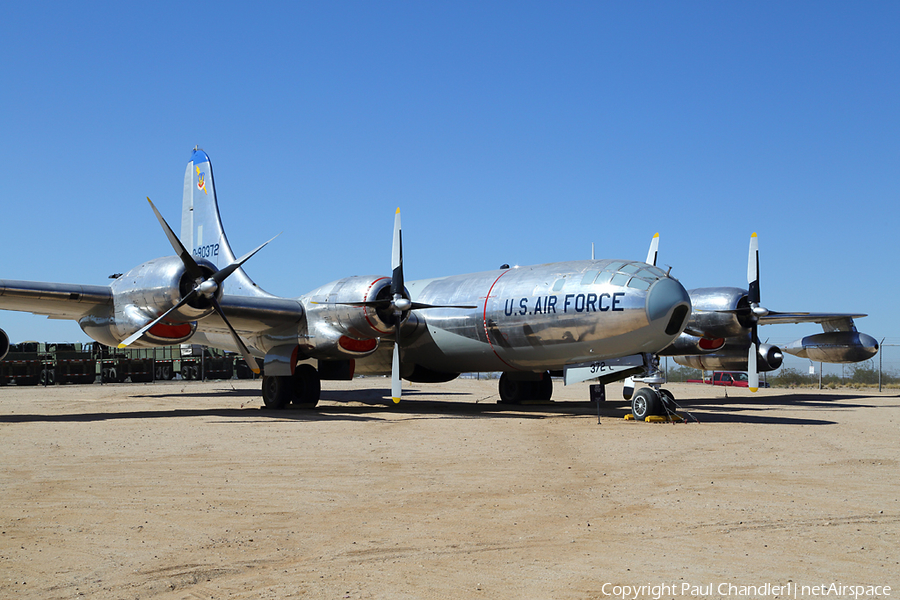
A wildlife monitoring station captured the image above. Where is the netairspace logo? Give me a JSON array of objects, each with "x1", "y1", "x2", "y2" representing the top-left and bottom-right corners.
[{"x1": 599, "y1": 582, "x2": 892, "y2": 599}]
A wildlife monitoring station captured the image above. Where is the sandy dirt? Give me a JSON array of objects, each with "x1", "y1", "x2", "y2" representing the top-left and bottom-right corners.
[{"x1": 1, "y1": 378, "x2": 897, "y2": 599}]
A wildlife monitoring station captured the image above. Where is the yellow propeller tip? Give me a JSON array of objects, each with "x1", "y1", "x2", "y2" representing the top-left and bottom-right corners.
[
  {"x1": 395, "y1": 207, "x2": 400, "y2": 214},
  {"x1": 117, "y1": 343, "x2": 126, "y2": 349},
  {"x1": 652, "y1": 232, "x2": 659, "y2": 238},
  {"x1": 251, "y1": 368, "x2": 261, "y2": 375},
  {"x1": 751, "y1": 232, "x2": 758, "y2": 238},
  {"x1": 392, "y1": 397, "x2": 401, "y2": 404},
  {"x1": 749, "y1": 387, "x2": 758, "y2": 392}
]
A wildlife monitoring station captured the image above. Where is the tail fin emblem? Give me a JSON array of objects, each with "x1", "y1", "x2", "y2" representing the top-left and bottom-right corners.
[{"x1": 196, "y1": 166, "x2": 208, "y2": 194}]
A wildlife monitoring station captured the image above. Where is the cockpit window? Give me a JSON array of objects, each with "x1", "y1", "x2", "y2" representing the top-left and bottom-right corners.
[
  {"x1": 636, "y1": 267, "x2": 665, "y2": 279},
  {"x1": 581, "y1": 270, "x2": 599, "y2": 285},
  {"x1": 593, "y1": 261, "x2": 666, "y2": 289},
  {"x1": 626, "y1": 278, "x2": 650, "y2": 290}
]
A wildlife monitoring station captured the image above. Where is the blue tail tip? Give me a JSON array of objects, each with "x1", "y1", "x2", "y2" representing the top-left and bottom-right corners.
[{"x1": 191, "y1": 148, "x2": 210, "y2": 164}]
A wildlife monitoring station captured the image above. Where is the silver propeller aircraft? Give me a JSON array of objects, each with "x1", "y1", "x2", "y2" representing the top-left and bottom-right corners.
[
  {"x1": 0, "y1": 148, "x2": 693, "y2": 419},
  {"x1": 657, "y1": 233, "x2": 878, "y2": 391}
]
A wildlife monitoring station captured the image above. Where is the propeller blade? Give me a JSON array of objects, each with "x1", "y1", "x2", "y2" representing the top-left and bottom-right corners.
[
  {"x1": 391, "y1": 341, "x2": 401, "y2": 404},
  {"x1": 391, "y1": 208, "x2": 403, "y2": 298},
  {"x1": 391, "y1": 305, "x2": 403, "y2": 403},
  {"x1": 646, "y1": 233, "x2": 660, "y2": 266},
  {"x1": 118, "y1": 291, "x2": 197, "y2": 348},
  {"x1": 210, "y1": 296, "x2": 260, "y2": 374},
  {"x1": 147, "y1": 197, "x2": 205, "y2": 280},
  {"x1": 213, "y1": 233, "x2": 280, "y2": 285},
  {"x1": 748, "y1": 232, "x2": 760, "y2": 306},
  {"x1": 409, "y1": 301, "x2": 477, "y2": 310},
  {"x1": 748, "y1": 339, "x2": 759, "y2": 392},
  {"x1": 321, "y1": 300, "x2": 476, "y2": 310}
]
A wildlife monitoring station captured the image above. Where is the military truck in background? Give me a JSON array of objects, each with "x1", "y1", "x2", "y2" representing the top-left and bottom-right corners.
[
  {"x1": 0, "y1": 341, "x2": 46, "y2": 386},
  {"x1": 0, "y1": 340, "x2": 259, "y2": 385}
]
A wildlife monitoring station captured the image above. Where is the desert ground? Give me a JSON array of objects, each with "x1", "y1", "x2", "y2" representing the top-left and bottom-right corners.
[{"x1": 1, "y1": 377, "x2": 897, "y2": 599}]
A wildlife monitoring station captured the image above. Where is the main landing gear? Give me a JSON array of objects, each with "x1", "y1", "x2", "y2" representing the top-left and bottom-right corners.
[
  {"x1": 498, "y1": 372, "x2": 553, "y2": 404},
  {"x1": 262, "y1": 364, "x2": 321, "y2": 409}
]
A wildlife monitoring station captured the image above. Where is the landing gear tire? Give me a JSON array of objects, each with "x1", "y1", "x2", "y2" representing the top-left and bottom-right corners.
[
  {"x1": 291, "y1": 364, "x2": 321, "y2": 409},
  {"x1": 631, "y1": 387, "x2": 662, "y2": 421},
  {"x1": 658, "y1": 388, "x2": 676, "y2": 413},
  {"x1": 498, "y1": 372, "x2": 553, "y2": 404},
  {"x1": 538, "y1": 372, "x2": 553, "y2": 401},
  {"x1": 498, "y1": 373, "x2": 525, "y2": 404},
  {"x1": 262, "y1": 375, "x2": 293, "y2": 410}
]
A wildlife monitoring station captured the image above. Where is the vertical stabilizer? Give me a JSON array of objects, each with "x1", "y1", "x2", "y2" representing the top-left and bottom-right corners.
[{"x1": 181, "y1": 149, "x2": 269, "y2": 297}]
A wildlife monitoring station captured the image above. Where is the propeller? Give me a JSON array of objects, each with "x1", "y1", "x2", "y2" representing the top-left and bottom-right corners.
[
  {"x1": 315, "y1": 208, "x2": 474, "y2": 403},
  {"x1": 390, "y1": 208, "x2": 405, "y2": 403},
  {"x1": 387, "y1": 209, "x2": 480, "y2": 402},
  {"x1": 746, "y1": 232, "x2": 768, "y2": 392},
  {"x1": 118, "y1": 197, "x2": 274, "y2": 374}
]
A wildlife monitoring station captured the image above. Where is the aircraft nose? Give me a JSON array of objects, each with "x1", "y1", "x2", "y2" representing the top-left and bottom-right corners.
[{"x1": 646, "y1": 277, "x2": 692, "y2": 336}]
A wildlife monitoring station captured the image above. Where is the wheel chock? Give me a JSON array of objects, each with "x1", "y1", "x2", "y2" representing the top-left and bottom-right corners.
[{"x1": 625, "y1": 413, "x2": 686, "y2": 423}]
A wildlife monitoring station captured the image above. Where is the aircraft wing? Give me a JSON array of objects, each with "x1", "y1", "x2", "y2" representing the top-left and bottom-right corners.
[
  {"x1": 0, "y1": 279, "x2": 304, "y2": 335},
  {"x1": 758, "y1": 313, "x2": 866, "y2": 330},
  {"x1": 0, "y1": 279, "x2": 112, "y2": 320},
  {"x1": 211, "y1": 295, "x2": 305, "y2": 332}
]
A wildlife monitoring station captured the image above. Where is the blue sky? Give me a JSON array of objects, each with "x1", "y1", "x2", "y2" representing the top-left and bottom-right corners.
[{"x1": 1, "y1": 2, "x2": 897, "y2": 373}]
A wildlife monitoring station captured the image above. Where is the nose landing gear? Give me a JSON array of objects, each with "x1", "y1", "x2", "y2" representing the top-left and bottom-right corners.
[{"x1": 627, "y1": 355, "x2": 695, "y2": 422}]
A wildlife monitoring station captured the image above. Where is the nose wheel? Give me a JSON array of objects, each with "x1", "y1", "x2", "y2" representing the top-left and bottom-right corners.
[
  {"x1": 630, "y1": 386, "x2": 692, "y2": 422},
  {"x1": 631, "y1": 387, "x2": 662, "y2": 420}
]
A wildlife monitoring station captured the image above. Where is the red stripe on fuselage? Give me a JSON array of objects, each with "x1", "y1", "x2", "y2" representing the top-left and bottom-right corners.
[{"x1": 482, "y1": 270, "x2": 519, "y2": 371}]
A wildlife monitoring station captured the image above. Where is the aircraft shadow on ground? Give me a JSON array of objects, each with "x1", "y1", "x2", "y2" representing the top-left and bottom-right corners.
[
  {"x1": 2, "y1": 386, "x2": 890, "y2": 426},
  {"x1": 0, "y1": 387, "x2": 594, "y2": 424},
  {"x1": 660, "y1": 391, "x2": 898, "y2": 425}
]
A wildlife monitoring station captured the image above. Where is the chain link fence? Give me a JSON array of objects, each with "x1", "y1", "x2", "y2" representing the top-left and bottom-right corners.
[{"x1": 663, "y1": 337, "x2": 900, "y2": 390}]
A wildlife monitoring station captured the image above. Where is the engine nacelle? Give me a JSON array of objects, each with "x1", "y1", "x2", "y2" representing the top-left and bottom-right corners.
[
  {"x1": 674, "y1": 342, "x2": 783, "y2": 372},
  {"x1": 660, "y1": 332, "x2": 726, "y2": 355},
  {"x1": 0, "y1": 328, "x2": 9, "y2": 360},
  {"x1": 783, "y1": 332, "x2": 879, "y2": 364},
  {"x1": 686, "y1": 287, "x2": 754, "y2": 339},
  {"x1": 304, "y1": 275, "x2": 404, "y2": 341},
  {"x1": 81, "y1": 256, "x2": 219, "y2": 347},
  {"x1": 300, "y1": 319, "x2": 380, "y2": 360}
]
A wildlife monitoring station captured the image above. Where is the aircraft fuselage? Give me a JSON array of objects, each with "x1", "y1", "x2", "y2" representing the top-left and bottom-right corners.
[{"x1": 333, "y1": 259, "x2": 692, "y2": 376}]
